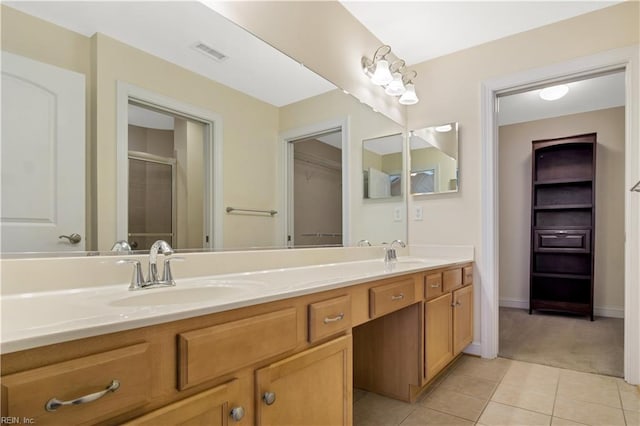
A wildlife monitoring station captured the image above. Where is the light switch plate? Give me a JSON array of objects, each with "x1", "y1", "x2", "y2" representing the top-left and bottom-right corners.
[
  {"x1": 393, "y1": 207, "x2": 402, "y2": 222},
  {"x1": 414, "y1": 206, "x2": 423, "y2": 221}
]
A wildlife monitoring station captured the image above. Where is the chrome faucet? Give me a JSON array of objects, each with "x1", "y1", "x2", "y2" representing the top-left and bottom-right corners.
[
  {"x1": 111, "y1": 240, "x2": 132, "y2": 253},
  {"x1": 148, "y1": 239, "x2": 174, "y2": 283},
  {"x1": 118, "y1": 240, "x2": 182, "y2": 290},
  {"x1": 384, "y1": 239, "x2": 406, "y2": 264},
  {"x1": 357, "y1": 239, "x2": 372, "y2": 247}
]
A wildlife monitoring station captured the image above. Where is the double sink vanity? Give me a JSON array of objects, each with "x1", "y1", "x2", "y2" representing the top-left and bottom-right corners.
[{"x1": 0, "y1": 246, "x2": 473, "y2": 425}]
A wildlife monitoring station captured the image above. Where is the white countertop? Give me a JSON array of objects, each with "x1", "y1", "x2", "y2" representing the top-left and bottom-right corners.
[{"x1": 1, "y1": 255, "x2": 472, "y2": 354}]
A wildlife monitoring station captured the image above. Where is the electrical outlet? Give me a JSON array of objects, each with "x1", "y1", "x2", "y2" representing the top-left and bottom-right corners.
[
  {"x1": 393, "y1": 207, "x2": 402, "y2": 222},
  {"x1": 414, "y1": 206, "x2": 423, "y2": 221}
]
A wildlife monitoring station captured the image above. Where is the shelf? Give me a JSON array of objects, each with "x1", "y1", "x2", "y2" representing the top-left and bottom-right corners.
[
  {"x1": 534, "y1": 178, "x2": 592, "y2": 186},
  {"x1": 534, "y1": 204, "x2": 592, "y2": 210},
  {"x1": 532, "y1": 272, "x2": 591, "y2": 280}
]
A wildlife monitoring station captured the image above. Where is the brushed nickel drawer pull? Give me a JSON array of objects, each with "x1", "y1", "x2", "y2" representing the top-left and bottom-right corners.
[
  {"x1": 323, "y1": 313, "x2": 345, "y2": 324},
  {"x1": 430, "y1": 284, "x2": 441, "y2": 288},
  {"x1": 45, "y1": 379, "x2": 120, "y2": 412},
  {"x1": 391, "y1": 293, "x2": 405, "y2": 301}
]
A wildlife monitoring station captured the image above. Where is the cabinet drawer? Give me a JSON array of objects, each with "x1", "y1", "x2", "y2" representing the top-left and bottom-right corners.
[
  {"x1": 309, "y1": 295, "x2": 351, "y2": 343},
  {"x1": 425, "y1": 273, "x2": 443, "y2": 300},
  {"x1": 443, "y1": 268, "x2": 463, "y2": 292},
  {"x1": 534, "y1": 229, "x2": 591, "y2": 253},
  {"x1": 178, "y1": 308, "x2": 298, "y2": 390},
  {"x1": 463, "y1": 266, "x2": 473, "y2": 286},
  {"x1": 369, "y1": 278, "x2": 415, "y2": 318},
  {"x1": 1, "y1": 343, "x2": 151, "y2": 425}
]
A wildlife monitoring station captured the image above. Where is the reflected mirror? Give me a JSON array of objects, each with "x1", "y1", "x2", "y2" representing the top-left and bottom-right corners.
[
  {"x1": 0, "y1": 1, "x2": 407, "y2": 255},
  {"x1": 363, "y1": 134, "x2": 404, "y2": 199},
  {"x1": 409, "y1": 123, "x2": 459, "y2": 195}
]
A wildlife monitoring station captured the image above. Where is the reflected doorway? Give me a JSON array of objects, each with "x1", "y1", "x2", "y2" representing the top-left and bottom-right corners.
[
  {"x1": 127, "y1": 102, "x2": 206, "y2": 250},
  {"x1": 289, "y1": 129, "x2": 343, "y2": 247}
]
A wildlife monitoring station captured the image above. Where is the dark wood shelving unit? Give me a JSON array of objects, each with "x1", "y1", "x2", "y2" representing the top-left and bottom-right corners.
[{"x1": 529, "y1": 133, "x2": 596, "y2": 320}]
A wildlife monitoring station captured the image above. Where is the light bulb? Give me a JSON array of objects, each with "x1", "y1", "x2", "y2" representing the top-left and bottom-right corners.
[
  {"x1": 385, "y1": 73, "x2": 406, "y2": 96},
  {"x1": 399, "y1": 83, "x2": 419, "y2": 105},
  {"x1": 371, "y1": 60, "x2": 393, "y2": 86}
]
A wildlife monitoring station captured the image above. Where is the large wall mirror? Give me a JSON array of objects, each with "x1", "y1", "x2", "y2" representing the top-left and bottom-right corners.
[
  {"x1": 409, "y1": 122, "x2": 459, "y2": 195},
  {"x1": 0, "y1": 2, "x2": 406, "y2": 255}
]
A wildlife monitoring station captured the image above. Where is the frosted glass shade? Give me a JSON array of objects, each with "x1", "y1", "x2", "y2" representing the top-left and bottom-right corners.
[
  {"x1": 371, "y1": 60, "x2": 393, "y2": 86},
  {"x1": 399, "y1": 83, "x2": 419, "y2": 105},
  {"x1": 385, "y1": 74, "x2": 406, "y2": 96}
]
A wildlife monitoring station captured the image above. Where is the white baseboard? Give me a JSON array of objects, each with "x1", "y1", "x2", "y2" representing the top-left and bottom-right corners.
[
  {"x1": 499, "y1": 298, "x2": 624, "y2": 318},
  {"x1": 463, "y1": 341, "x2": 482, "y2": 357}
]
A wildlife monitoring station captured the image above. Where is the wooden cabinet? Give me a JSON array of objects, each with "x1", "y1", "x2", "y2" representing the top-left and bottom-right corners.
[
  {"x1": 369, "y1": 277, "x2": 416, "y2": 318},
  {"x1": 256, "y1": 335, "x2": 352, "y2": 426},
  {"x1": 308, "y1": 295, "x2": 351, "y2": 343},
  {"x1": 424, "y1": 266, "x2": 473, "y2": 383},
  {"x1": 124, "y1": 379, "x2": 242, "y2": 426},
  {"x1": 1, "y1": 343, "x2": 151, "y2": 425},
  {"x1": 424, "y1": 293, "x2": 453, "y2": 381},
  {"x1": 453, "y1": 284, "x2": 474, "y2": 355},
  {"x1": 529, "y1": 134, "x2": 596, "y2": 320}
]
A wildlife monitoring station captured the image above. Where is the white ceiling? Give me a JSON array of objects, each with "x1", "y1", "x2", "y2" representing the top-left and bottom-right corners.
[
  {"x1": 340, "y1": 1, "x2": 622, "y2": 65},
  {"x1": 7, "y1": 1, "x2": 626, "y2": 122}
]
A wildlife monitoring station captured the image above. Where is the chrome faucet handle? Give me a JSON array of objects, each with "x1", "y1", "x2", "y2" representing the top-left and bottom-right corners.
[
  {"x1": 357, "y1": 239, "x2": 372, "y2": 247},
  {"x1": 162, "y1": 257, "x2": 184, "y2": 285},
  {"x1": 117, "y1": 259, "x2": 145, "y2": 290},
  {"x1": 111, "y1": 240, "x2": 132, "y2": 253},
  {"x1": 391, "y1": 239, "x2": 406, "y2": 249}
]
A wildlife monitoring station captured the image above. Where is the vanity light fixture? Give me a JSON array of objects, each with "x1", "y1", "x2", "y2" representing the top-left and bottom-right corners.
[
  {"x1": 539, "y1": 84, "x2": 569, "y2": 101},
  {"x1": 362, "y1": 45, "x2": 419, "y2": 105}
]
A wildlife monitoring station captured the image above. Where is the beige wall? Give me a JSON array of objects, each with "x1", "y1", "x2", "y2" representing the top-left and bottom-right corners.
[
  {"x1": 175, "y1": 119, "x2": 204, "y2": 249},
  {"x1": 499, "y1": 107, "x2": 625, "y2": 314},
  {"x1": 279, "y1": 90, "x2": 406, "y2": 245}
]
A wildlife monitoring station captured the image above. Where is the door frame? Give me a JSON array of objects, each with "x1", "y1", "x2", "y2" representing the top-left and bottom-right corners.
[
  {"x1": 116, "y1": 82, "x2": 224, "y2": 248},
  {"x1": 480, "y1": 46, "x2": 640, "y2": 384},
  {"x1": 279, "y1": 118, "x2": 350, "y2": 247}
]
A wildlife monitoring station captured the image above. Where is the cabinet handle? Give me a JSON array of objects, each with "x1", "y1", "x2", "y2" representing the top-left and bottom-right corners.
[
  {"x1": 451, "y1": 301, "x2": 462, "y2": 308},
  {"x1": 45, "y1": 379, "x2": 120, "y2": 412},
  {"x1": 230, "y1": 406, "x2": 245, "y2": 421},
  {"x1": 323, "y1": 313, "x2": 345, "y2": 324},
  {"x1": 263, "y1": 391, "x2": 276, "y2": 406},
  {"x1": 430, "y1": 284, "x2": 441, "y2": 288},
  {"x1": 391, "y1": 293, "x2": 405, "y2": 301}
]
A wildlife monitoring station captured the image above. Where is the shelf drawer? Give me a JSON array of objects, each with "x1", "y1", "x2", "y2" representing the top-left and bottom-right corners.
[
  {"x1": 425, "y1": 272, "x2": 443, "y2": 300},
  {"x1": 308, "y1": 295, "x2": 351, "y2": 343},
  {"x1": 1, "y1": 343, "x2": 152, "y2": 425},
  {"x1": 369, "y1": 277, "x2": 416, "y2": 318},
  {"x1": 178, "y1": 308, "x2": 298, "y2": 390},
  {"x1": 534, "y1": 229, "x2": 591, "y2": 253},
  {"x1": 443, "y1": 268, "x2": 463, "y2": 292}
]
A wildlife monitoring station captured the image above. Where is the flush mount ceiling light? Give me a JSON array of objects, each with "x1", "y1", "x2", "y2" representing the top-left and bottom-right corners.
[
  {"x1": 362, "y1": 45, "x2": 419, "y2": 105},
  {"x1": 539, "y1": 84, "x2": 569, "y2": 101}
]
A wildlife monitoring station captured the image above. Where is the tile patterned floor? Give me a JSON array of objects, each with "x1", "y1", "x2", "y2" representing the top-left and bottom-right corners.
[{"x1": 354, "y1": 355, "x2": 640, "y2": 426}]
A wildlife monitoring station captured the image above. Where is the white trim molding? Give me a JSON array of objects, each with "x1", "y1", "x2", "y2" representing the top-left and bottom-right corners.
[
  {"x1": 499, "y1": 298, "x2": 625, "y2": 319},
  {"x1": 480, "y1": 45, "x2": 640, "y2": 384},
  {"x1": 116, "y1": 82, "x2": 224, "y2": 249}
]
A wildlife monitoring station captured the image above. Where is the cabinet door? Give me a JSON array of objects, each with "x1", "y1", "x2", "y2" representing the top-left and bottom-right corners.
[
  {"x1": 124, "y1": 379, "x2": 243, "y2": 426},
  {"x1": 424, "y1": 293, "x2": 453, "y2": 382},
  {"x1": 453, "y1": 285, "x2": 473, "y2": 355},
  {"x1": 255, "y1": 335, "x2": 352, "y2": 426}
]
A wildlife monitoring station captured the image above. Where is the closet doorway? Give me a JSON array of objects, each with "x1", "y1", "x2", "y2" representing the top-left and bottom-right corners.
[
  {"x1": 496, "y1": 71, "x2": 625, "y2": 377},
  {"x1": 288, "y1": 129, "x2": 343, "y2": 247}
]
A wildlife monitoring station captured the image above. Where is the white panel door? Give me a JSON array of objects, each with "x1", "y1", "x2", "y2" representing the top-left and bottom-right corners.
[{"x1": 1, "y1": 51, "x2": 85, "y2": 252}]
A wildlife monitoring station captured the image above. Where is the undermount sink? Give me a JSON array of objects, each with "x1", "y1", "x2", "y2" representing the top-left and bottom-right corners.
[{"x1": 109, "y1": 280, "x2": 263, "y2": 307}]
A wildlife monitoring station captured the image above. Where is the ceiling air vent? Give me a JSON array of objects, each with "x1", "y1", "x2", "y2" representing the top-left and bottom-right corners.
[{"x1": 192, "y1": 42, "x2": 229, "y2": 62}]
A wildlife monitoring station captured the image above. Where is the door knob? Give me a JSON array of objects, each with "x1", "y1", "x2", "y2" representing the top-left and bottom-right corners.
[
  {"x1": 263, "y1": 391, "x2": 276, "y2": 405},
  {"x1": 230, "y1": 406, "x2": 245, "y2": 421},
  {"x1": 59, "y1": 233, "x2": 82, "y2": 244}
]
